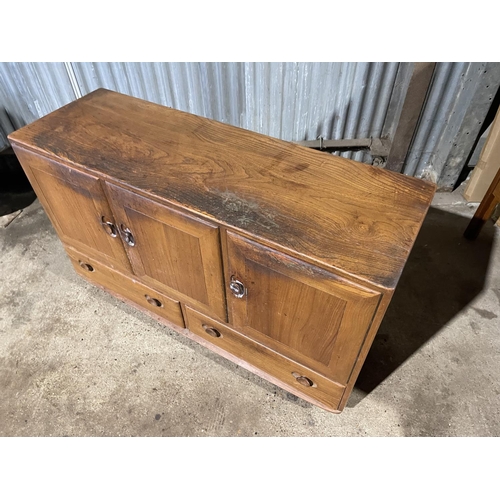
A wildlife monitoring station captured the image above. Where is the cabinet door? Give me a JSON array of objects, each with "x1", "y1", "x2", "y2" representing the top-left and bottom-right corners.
[
  {"x1": 106, "y1": 183, "x2": 226, "y2": 320},
  {"x1": 225, "y1": 232, "x2": 381, "y2": 384},
  {"x1": 13, "y1": 147, "x2": 131, "y2": 272}
]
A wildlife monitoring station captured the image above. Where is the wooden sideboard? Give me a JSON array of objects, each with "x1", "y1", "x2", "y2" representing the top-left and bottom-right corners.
[{"x1": 9, "y1": 89, "x2": 435, "y2": 413}]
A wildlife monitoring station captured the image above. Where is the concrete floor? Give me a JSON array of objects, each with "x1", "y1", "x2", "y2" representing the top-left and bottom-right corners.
[{"x1": 0, "y1": 191, "x2": 499, "y2": 436}]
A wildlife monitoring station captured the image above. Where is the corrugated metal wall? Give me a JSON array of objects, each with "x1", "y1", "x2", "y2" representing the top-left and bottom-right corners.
[
  {"x1": 1, "y1": 62, "x2": 497, "y2": 186},
  {"x1": 1, "y1": 62, "x2": 400, "y2": 163},
  {"x1": 0, "y1": 62, "x2": 75, "y2": 150},
  {"x1": 403, "y1": 62, "x2": 500, "y2": 188},
  {"x1": 71, "y1": 62, "x2": 400, "y2": 156}
]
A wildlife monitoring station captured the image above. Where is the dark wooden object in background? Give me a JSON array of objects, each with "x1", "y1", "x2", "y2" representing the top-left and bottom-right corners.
[
  {"x1": 464, "y1": 166, "x2": 500, "y2": 240},
  {"x1": 385, "y1": 62, "x2": 436, "y2": 173},
  {"x1": 8, "y1": 89, "x2": 435, "y2": 413}
]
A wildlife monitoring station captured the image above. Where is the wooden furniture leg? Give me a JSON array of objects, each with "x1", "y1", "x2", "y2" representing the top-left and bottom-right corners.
[{"x1": 464, "y1": 166, "x2": 500, "y2": 240}]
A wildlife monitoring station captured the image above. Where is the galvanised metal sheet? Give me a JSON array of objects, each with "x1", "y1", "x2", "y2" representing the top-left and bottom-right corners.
[
  {"x1": 0, "y1": 62, "x2": 497, "y2": 185},
  {"x1": 70, "y1": 62, "x2": 399, "y2": 165},
  {"x1": 0, "y1": 107, "x2": 12, "y2": 150},
  {"x1": 404, "y1": 62, "x2": 500, "y2": 188},
  {"x1": 0, "y1": 62, "x2": 76, "y2": 130},
  {"x1": 403, "y1": 62, "x2": 466, "y2": 178}
]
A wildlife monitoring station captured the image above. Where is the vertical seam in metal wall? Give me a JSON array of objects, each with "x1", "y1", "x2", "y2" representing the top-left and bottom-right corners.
[
  {"x1": 64, "y1": 62, "x2": 82, "y2": 99},
  {"x1": 3, "y1": 62, "x2": 494, "y2": 185}
]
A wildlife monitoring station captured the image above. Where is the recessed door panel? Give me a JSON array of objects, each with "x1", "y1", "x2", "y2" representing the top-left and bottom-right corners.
[
  {"x1": 123, "y1": 207, "x2": 209, "y2": 305},
  {"x1": 225, "y1": 231, "x2": 381, "y2": 383},
  {"x1": 246, "y1": 260, "x2": 347, "y2": 365},
  {"x1": 106, "y1": 183, "x2": 226, "y2": 320}
]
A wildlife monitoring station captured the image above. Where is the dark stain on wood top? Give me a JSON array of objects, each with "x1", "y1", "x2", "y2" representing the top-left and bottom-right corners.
[{"x1": 9, "y1": 88, "x2": 436, "y2": 289}]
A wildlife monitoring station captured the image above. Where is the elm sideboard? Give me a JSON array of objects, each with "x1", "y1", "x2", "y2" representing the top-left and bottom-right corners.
[{"x1": 9, "y1": 89, "x2": 435, "y2": 413}]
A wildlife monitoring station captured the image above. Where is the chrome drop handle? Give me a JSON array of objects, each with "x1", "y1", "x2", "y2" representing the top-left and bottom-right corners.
[
  {"x1": 100, "y1": 216, "x2": 118, "y2": 237},
  {"x1": 120, "y1": 225, "x2": 135, "y2": 247},
  {"x1": 229, "y1": 276, "x2": 246, "y2": 298}
]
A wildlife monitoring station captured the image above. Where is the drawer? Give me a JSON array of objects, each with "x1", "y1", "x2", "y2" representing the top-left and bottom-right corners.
[
  {"x1": 184, "y1": 307, "x2": 346, "y2": 412},
  {"x1": 66, "y1": 246, "x2": 185, "y2": 328}
]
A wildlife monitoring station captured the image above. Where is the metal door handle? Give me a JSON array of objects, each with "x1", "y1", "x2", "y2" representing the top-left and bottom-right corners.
[
  {"x1": 229, "y1": 276, "x2": 246, "y2": 298},
  {"x1": 100, "y1": 216, "x2": 118, "y2": 237},
  {"x1": 120, "y1": 225, "x2": 135, "y2": 247}
]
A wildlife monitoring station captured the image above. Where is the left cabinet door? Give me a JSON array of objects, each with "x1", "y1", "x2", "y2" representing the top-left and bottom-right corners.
[{"x1": 13, "y1": 147, "x2": 132, "y2": 272}]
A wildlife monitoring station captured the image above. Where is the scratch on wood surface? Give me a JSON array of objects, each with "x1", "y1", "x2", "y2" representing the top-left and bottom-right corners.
[{"x1": 213, "y1": 189, "x2": 280, "y2": 231}]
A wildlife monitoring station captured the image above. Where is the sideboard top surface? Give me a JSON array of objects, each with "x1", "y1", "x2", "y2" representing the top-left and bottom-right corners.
[{"x1": 9, "y1": 88, "x2": 436, "y2": 289}]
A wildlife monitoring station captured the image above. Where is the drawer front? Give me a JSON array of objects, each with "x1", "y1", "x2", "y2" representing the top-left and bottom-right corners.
[
  {"x1": 66, "y1": 246, "x2": 185, "y2": 328},
  {"x1": 185, "y1": 307, "x2": 345, "y2": 411}
]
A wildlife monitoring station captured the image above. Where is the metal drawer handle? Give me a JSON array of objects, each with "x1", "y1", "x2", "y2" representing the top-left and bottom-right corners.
[
  {"x1": 120, "y1": 225, "x2": 135, "y2": 247},
  {"x1": 202, "y1": 324, "x2": 222, "y2": 338},
  {"x1": 229, "y1": 276, "x2": 246, "y2": 298},
  {"x1": 79, "y1": 261, "x2": 94, "y2": 272},
  {"x1": 292, "y1": 372, "x2": 314, "y2": 387},
  {"x1": 145, "y1": 295, "x2": 162, "y2": 307},
  {"x1": 100, "y1": 216, "x2": 118, "y2": 237}
]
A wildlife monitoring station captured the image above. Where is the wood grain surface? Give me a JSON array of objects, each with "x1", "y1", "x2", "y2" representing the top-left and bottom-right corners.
[
  {"x1": 12, "y1": 146, "x2": 132, "y2": 273},
  {"x1": 225, "y1": 231, "x2": 381, "y2": 383},
  {"x1": 65, "y1": 245, "x2": 185, "y2": 328},
  {"x1": 9, "y1": 88, "x2": 436, "y2": 289},
  {"x1": 8, "y1": 89, "x2": 437, "y2": 413},
  {"x1": 105, "y1": 183, "x2": 227, "y2": 320},
  {"x1": 184, "y1": 306, "x2": 345, "y2": 411}
]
